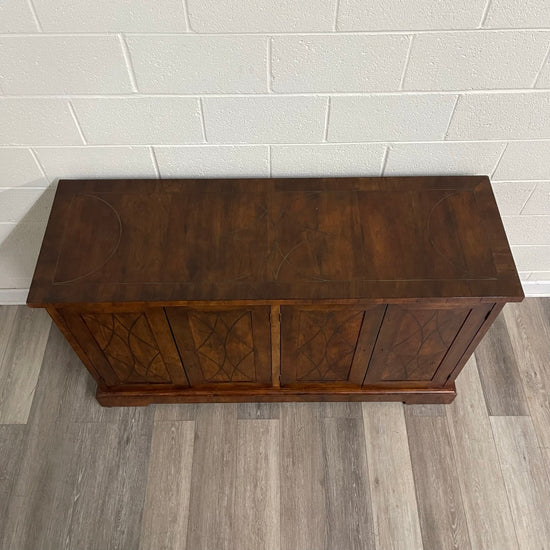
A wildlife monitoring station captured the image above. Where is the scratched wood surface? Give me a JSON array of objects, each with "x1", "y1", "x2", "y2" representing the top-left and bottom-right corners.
[{"x1": 1, "y1": 299, "x2": 549, "y2": 550}]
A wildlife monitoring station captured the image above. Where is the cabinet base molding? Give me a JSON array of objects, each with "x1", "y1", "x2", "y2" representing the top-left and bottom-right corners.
[{"x1": 96, "y1": 384, "x2": 457, "y2": 407}]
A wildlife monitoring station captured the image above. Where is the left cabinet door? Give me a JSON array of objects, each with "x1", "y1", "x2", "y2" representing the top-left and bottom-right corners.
[
  {"x1": 59, "y1": 308, "x2": 189, "y2": 386},
  {"x1": 165, "y1": 306, "x2": 272, "y2": 387}
]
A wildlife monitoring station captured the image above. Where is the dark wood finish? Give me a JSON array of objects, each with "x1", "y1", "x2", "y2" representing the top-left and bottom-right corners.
[
  {"x1": 27, "y1": 177, "x2": 523, "y2": 406},
  {"x1": 280, "y1": 305, "x2": 385, "y2": 386},
  {"x1": 27, "y1": 176, "x2": 523, "y2": 306},
  {"x1": 59, "y1": 308, "x2": 189, "y2": 387},
  {"x1": 270, "y1": 305, "x2": 281, "y2": 388},
  {"x1": 95, "y1": 383, "x2": 458, "y2": 406},
  {"x1": 363, "y1": 303, "x2": 491, "y2": 385},
  {"x1": 165, "y1": 306, "x2": 272, "y2": 387}
]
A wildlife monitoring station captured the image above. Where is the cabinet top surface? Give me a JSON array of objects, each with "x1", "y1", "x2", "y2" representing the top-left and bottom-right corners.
[{"x1": 27, "y1": 177, "x2": 523, "y2": 306}]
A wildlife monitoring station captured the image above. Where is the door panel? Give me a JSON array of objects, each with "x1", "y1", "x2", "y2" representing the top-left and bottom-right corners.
[
  {"x1": 61, "y1": 308, "x2": 188, "y2": 386},
  {"x1": 280, "y1": 306, "x2": 385, "y2": 386},
  {"x1": 363, "y1": 304, "x2": 472, "y2": 384},
  {"x1": 165, "y1": 306, "x2": 272, "y2": 386}
]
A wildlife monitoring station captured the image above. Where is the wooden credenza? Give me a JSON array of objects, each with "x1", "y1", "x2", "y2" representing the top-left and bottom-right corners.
[{"x1": 27, "y1": 177, "x2": 523, "y2": 406}]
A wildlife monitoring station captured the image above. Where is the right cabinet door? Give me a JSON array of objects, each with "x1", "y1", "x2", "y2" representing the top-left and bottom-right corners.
[{"x1": 363, "y1": 304, "x2": 491, "y2": 386}]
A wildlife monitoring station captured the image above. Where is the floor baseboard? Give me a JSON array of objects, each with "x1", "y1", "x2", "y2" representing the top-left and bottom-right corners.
[{"x1": 0, "y1": 288, "x2": 29, "y2": 305}]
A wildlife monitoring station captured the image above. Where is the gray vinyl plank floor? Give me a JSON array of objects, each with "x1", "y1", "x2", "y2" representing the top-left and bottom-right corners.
[{"x1": 1, "y1": 299, "x2": 550, "y2": 550}]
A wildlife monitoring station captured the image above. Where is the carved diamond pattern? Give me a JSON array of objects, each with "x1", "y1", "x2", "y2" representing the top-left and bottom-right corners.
[
  {"x1": 82, "y1": 312, "x2": 172, "y2": 384},
  {"x1": 296, "y1": 310, "x2": 363, "y2": 381},
  {"x1": 188, "y1": 311, "x2": 256, "y2": 382},
  {"x1": 381, "y1": 308, "x2": 467, "y2": 381}
]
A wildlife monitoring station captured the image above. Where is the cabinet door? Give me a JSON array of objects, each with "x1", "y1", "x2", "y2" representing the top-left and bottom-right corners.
[
  {"x1": 363, "y1": 304, "x2": 490, "y2": 385},
  {"x1": 165, "y1": 306, "x2": 272, "y2": 387},
  {"x1": 60, "y1": 308, "x2": 188, "y2": 386},
  {"x1": 280, "y1": 305, "x2": 385, "y2": 386}
]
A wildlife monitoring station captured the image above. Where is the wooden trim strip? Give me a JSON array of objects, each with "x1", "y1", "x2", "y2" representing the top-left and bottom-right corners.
[
  {"x1": 270, "y1": 304, "x2": 280, "y2": 388},
  {"x1": 96, "y1": 383, "x2": 457, "y2": 407}
]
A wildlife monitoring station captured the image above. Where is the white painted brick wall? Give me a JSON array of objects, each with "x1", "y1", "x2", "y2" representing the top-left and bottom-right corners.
[
  {"x1": 403, "y1": 32, "x2": 550, "y2": 90},
  {"x1": 202, "y1": 97, "x2": 327, "y2": 143},
  {"x1": 337, "y1": 0, "x2": 487, "y2": 31},
  {"x1": 154, "y1": 146, "x2": 270, "y2": 178},
  {"x1": 31, "y1": 0, "x2": 190, "y2": 32},
  {"x1": 71, "y1": 98, "x2": 204, "y2": 144},
  {"x1": 271, "y1": 35, "x2": 411, "y2": 92},
  {"x1": 0, "y1": 36, "x2": 134, "y2": 94},
  {"x1": 492, "y1": 142, "x2": 550, "y2": 181},
  {"x1": 0, "y1": 0, "x2": 549, "y2": 297},
  {"x1": 483, "y1": 0, "x2": 550, "y2": 28},
  {"x1": 271, "y1": 144, "x2": 386, "y2": 177},
  {"x1": 328, "y1": 95, "x2": 458, "y2": 141},
  {"x1": 446, "y1": 93, "x2": 550, "y2": 140},
  {"x1": 126, "y1": 36, "x2": 268, "y2": 93},
  {"x1": 384, "y1": 142, "x2": 504, "y2": 176},
  {"x1": 34, "y1": 147, "x2": 158, "y2": 180}
]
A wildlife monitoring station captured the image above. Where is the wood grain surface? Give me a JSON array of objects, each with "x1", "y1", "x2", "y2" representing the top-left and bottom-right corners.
[
  {"x1": 26, "y1": 177, "x2": 523, "y2": 406},
  {"x1": 27, "y1": 176, "x2": 522, "y2": 305}
]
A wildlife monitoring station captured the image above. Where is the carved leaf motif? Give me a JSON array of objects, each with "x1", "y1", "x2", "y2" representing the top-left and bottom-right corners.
[
  {"x1": 188, "y1": 311, "x2": 256, "y2": 382},
  {"x1": 82, "y1": 312, "x2": 172, "y2": 384},
  {"x1": 295, "y1": 310, "x2": 363, "y2": 381}
]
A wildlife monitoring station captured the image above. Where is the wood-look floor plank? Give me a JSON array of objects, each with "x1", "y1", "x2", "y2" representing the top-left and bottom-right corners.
[
  {"x1": 504, "y1": 300, "x2": 550, "y2": 450},
  {"x1": 322, "y1": 417, "x2": 375, "y2": 549},
  {"x1": 475, "y1": 314, "x2": 529, "y2": 416},
  {"x1": 490, "y1": 416, "x2": 550, "y2": 550},
  {"x1": 362, "y1": 402, "x2": 423, "y2": 550},
  {"x1": 234, "y1": 419, "x2": 280, "y2": 550},
  {"x1": 0, "y1": 306, "x2": 18, "y2": 364},
  {"x1": 280, "y1": 403, "x2": 328, "y2": 550},
  {"x1": 3, "y1": 417, "x2": 153, "y2": 550},
  {"x1": 28, "y1": 325, "x2": 149, "y2": 425},
  {"x1": 186, "y1": 404, "x2": 238, "y2": 550},
  {"x1": 317, "y1": 401, "x2": 363, "y2": 418},
  {"x1": 1, "y1": 321, "x2": 155, "y2": 549},
  {"x1": 446, "y1": 357, "x2": 518, "y2": 549},
  {"x1": 404, "y1": 404, "x2": 446, "y2": 417},
  {"x1": 139, "y1": 421, "x2": 195, "y2": 550},
  {"x1": 406, "y1": 415, "x2": 471, "y2": 550},
  {"x1": 237, "y1": 402, "x2": 280, "y2": 419},
  {"x1": 0, "y1": 308, "x2": 51, "y2": 424},
  {"x1": 0, "y1": 425, "x2": 26, "y2": 543},
  {"x1": 153, "y1": 404, "x2": 198, "y2": 421}
]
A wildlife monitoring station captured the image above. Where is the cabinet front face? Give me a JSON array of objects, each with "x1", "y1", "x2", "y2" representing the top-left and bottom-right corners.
[
  {"x1": 165, "y1": 306, "x2": 272, "y2": 387},
  {"x1": 363, "y1": 304, "x2": 491, "y2": 386},
  {"x1": 59, "y1": 308, "x2": 188, "y2": 387},
  {"x1": 280, "y1": 305, "x2": 385, "y2": 386}
]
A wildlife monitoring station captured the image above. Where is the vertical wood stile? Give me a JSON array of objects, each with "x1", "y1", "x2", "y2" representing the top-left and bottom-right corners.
[{"x1": 270, "y1": 305, "x2": 281, "y2": 387}]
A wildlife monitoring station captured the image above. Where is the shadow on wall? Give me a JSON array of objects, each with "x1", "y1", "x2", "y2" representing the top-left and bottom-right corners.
[{"x1": 0, "y1": 182, "x2": 57, "y2": 291}]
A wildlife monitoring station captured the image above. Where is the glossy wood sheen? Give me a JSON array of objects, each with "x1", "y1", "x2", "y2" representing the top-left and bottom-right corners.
[{"x1": 26, "y1": 177, "x2": 523, "y2": 405}]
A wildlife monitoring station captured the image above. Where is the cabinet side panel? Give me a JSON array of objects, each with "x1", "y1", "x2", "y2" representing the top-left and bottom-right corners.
[
  {"x1": 47, "y1": 307, "x2": 106, "y2": 386},
  {"x1": 434, "y1": 303, "x2": 499, "y2": 386},
  {"x1": 57, "y1": 309, "x2": 120, "y2": 386}
]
